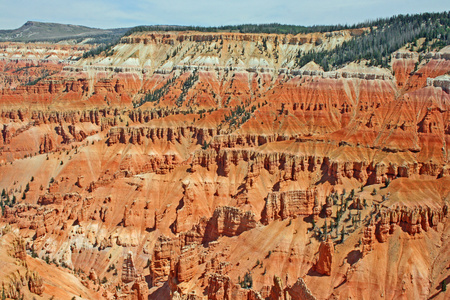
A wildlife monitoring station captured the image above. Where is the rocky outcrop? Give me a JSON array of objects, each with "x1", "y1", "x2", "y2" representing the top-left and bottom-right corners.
[
  {"x1": 1, "y1": 28, "x2": 450, "y2": 300},
  {"x1": 2, "y1": 270, "x2": 45, "y2": 298},
  {"x1": 150, "y1": 236, "x2": 181, "y2": 286},
  {"x1": 261, "y1": 188, "x2": 320, "y2": 225},
  {"x1": 377, "y1": 204, "x2": 448, "y2": 237},
  {"x1": 361, "y1": 222, "x2": 376, "y2": 257},
  {"x1": 192, "y1": 143, "x2": 449, "y2": 191},
  {"x1": 314, "y1": 238, "x2": 334, "y2": 276},
  {"x1": 269, "y1": 275, "x2": 286, "y2": 299},
  {"x1": 27, "y1": 270, "x2": 44, "y2": 295},
  {"x1": 360, "y1": 203, "x2": 449, "y2": 256},
  {"x1": 171, "y1": 244, "x2": 204, "y2": 284},
  {"x1": 204, "y1": 206, "x2": 257, "y2": 242},
  {"x1": 174, "y1": 181, "x2": 200, "y2": 234},
  {"x1": 130, "y1": 275, "x2": 150, "y2": 300},
  {"x1": 122, "y1": 251, "x2": 138, "y2": 283},
  {"x1": 108, "y1": 125, "x2": 218, "y2": 146},
  {"x1": 123, "y1": 204, "x2": 140, "y2": 228},
  {"x1": 206, "y1": 274, "x2": 234, "y2": 300},
  {"x1": 286, "y1": 278, "x2": 316, "y2": 300},
  {"x1": 88, "y1": 268, "x2": 98, "y2": 282},
  {"x1": 39, "y1": 133, "x2": 55, "y2": 153},
  {"x1": 12, "y1": 236, "x2": 27, "y2": 261},
  {"x1": 427, "y1": 75, "x2": 450, "y2": 92}
]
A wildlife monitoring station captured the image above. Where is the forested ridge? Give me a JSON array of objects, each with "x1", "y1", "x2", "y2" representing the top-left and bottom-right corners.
[
  {"x1": 296, "y1": 12, "x2": 450, "y2": 70},
  {"x1": 84, "y1": 11, "x2": 450, "y2": 69}
]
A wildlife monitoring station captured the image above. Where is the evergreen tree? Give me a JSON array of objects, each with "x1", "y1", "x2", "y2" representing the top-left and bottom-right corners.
[
  {"x1": 385, "y1": 178, "x2": 391, "y2": 188},
  {"x1": 323, "y1": 220, "x2": 328, "y2": 240}
]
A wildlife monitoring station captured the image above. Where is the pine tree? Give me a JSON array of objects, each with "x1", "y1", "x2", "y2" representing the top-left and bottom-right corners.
[
  {"x1": 385, "y1": 178, "x2": 391, "y2": 188},
  {"x1": 323, "y1": 220, "x2": 328, "y2": 240}
]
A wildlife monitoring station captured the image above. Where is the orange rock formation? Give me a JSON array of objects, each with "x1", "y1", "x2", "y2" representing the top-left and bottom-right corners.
[{"x1": 0, "y1": 32, "x2": 449, "y2": 300}]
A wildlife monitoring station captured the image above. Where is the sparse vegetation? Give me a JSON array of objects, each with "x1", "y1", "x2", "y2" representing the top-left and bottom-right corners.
[
  {"x1": 239, "y1": 271, "x2": 253, "y2": 289},
  {"x1": 107, "y1": 264, "x2": 116, "y2": 272},
  {"x1": 176, "y1": 71, "x2": 199, "y2": 107},
  {"x1": 202, "y1": 141, "x2": 210, "y2": 150},
  {"x1": 134, "y1": 75, "x2": 178, "y2": 107},
  {"x1": 224, "y1": 105, "x2": 254, "y2": 130}
]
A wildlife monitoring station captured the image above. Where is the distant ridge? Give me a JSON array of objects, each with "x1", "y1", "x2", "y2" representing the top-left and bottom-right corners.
[{"x1": 0, "y1": 21, "x2": 129, "y2": 43}]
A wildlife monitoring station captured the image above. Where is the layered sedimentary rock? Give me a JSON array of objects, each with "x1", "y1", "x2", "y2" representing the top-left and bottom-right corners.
[
  {"x1": 0, "y1": 32, "x2": 450, "y2": 300},
  {"x1": 205, "y1": 206, "x2": 257, "y2": 241},
  {"x1": 122, "y1": 251, "x2": 138, "y2": 283},
  {"x1": 314, "y1": 238, "x2": 334, "y2": 276},
  {"x1": 261, "y1": 189, "x2": 320, "y2": 224}
]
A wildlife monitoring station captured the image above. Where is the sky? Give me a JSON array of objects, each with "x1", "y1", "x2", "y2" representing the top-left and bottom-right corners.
[{"x1": 0, "y1": 0, "x2": 448, "y2": 29}]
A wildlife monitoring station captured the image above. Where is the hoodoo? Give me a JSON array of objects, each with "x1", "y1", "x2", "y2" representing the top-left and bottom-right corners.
[{"x1": 0, "y1": 12, "x2": 450, "y2": 300}]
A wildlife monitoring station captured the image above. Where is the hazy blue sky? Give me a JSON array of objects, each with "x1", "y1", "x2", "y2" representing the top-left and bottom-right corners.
[{"x1": 0, "y1": 0, "x2": 448, "y2": 29}]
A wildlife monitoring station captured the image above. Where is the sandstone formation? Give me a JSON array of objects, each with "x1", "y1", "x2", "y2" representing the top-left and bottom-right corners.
[
  {"x1": 122, "y1": 251, "x2": 138, "y2": 283},
  {"x1": 0, "y1": 27, "x2": 449, "y2": 300},
  {"x1": 261, "y1": 189, "x2": 320, "y2": 225},
  {"x1": 314, "y1": 238, "x2": 334, "y2": 276}
]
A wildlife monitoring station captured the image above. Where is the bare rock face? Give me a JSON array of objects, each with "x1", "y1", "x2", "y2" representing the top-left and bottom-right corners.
[
  {"x1": 123, "y1": 204, "x2": 140, "y2": 228},
  {"x1": 205, "y1": 206, "x2": 257, "y2": 242},
  {"x1": 2, "y1": 269, "x2": 45, "y2": 298},
  {"x1": 1, "y1": 29, "x2": 450, "y2": 300},
  {"x1": 39, "y1": 133, "x2": 55, "y2": 153},
  {"x1": 376, "y1": 212, "x2": 391, "y2": 243},
  {"x1": 89, "y1": 268, "x2": 98, "y2": 282},
  {"x1": 350, "y1": 197, "x2": 364, "y2": 210},
  {"x1": 314, "y1": 238, "x2": 334, "y2": 276},
  {"x1": 150, "y1": 236, "x2": 181, "y2": 286},
  {"x1": 174, "y1": 181, "x2": 198, "y2": 233},
  {"x1": 324, "y1": 196, "x2": 333, "y2": 218},
  {"x1": 170, "y1": 244, "x2": 204, "y2": 285},
  {"x1": 131, "y1": 275, "x2": 149, "y2": 300},
  {"x1": 27, "y1": 270, "x2": 44, "y2": 295},
  {"x1": 122, "y1": 251, "x2": 138, "y2": 284},
  {"x1": 286, "y1": 278, "x2": 316, "y2": 300},
  {"x1": 269, "y1": 275, "x2": 285, "y2": 299},
  {"x1": 362, "y1": 222, "x2": 376, "y2": 257},
  {"x1": 261, "y1": 188, "x2": 320, "y2": 225},
  {"x1": 12, "y1": 236, "x2": 27, "y2": 261},
  {"x1": 206, "y1": 274, "x2": 233, "y2": 300}
]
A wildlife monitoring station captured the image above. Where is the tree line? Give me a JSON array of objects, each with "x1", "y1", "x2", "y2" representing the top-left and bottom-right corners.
[{"x1": 297, "y1": 11, "x2": 450, "y2": 70}]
